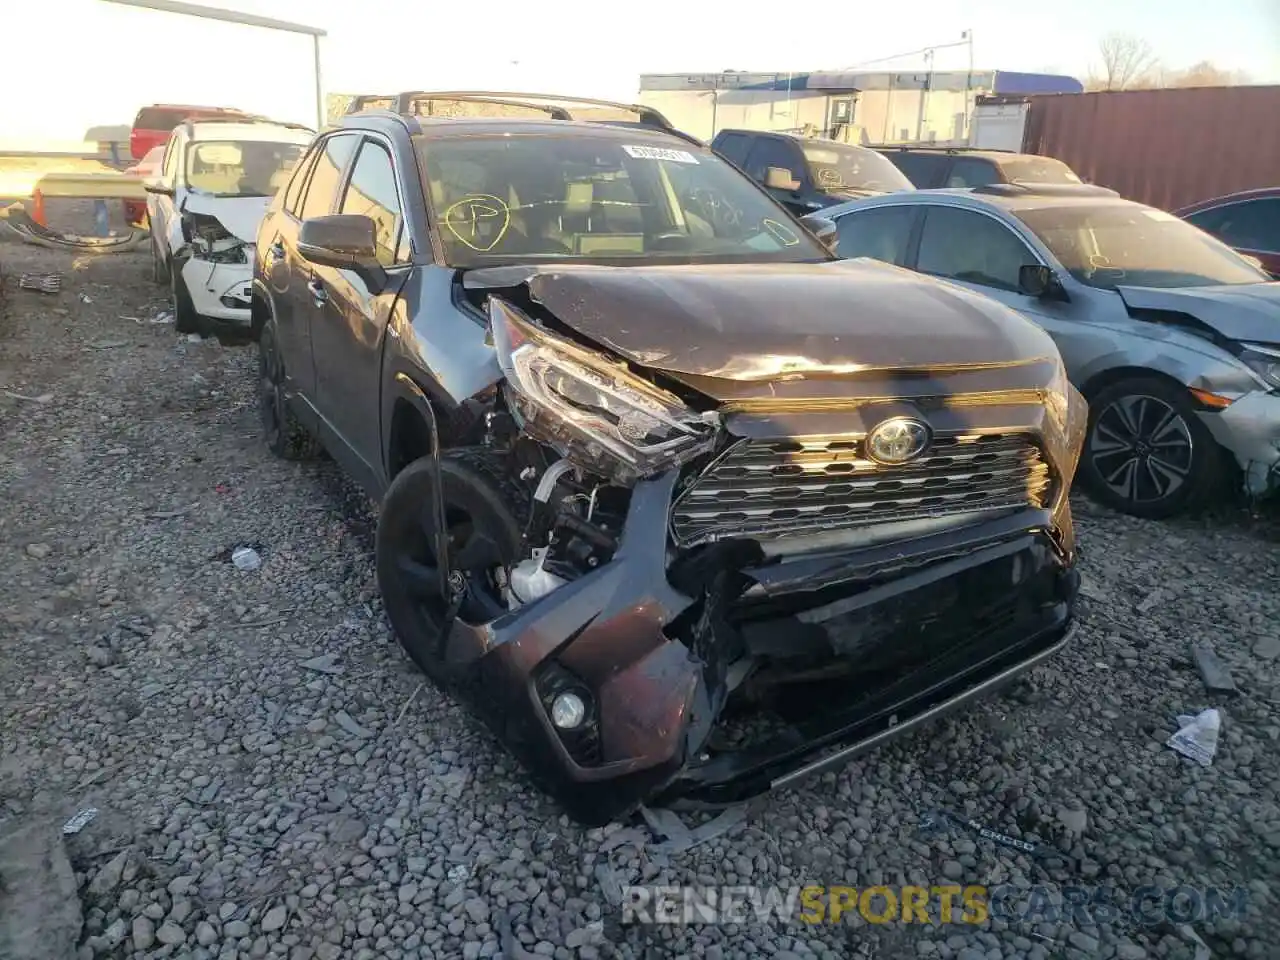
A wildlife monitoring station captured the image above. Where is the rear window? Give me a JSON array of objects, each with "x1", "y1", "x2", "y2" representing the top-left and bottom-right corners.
[
  {"x1": 998, "y1": 156, "x2": 1081, "y2": 185},
  {"x1": 134, "y1": 108, "x2": 190, "y2": 132},
  {"x1": 884, "y1": 152, "x2": 947, "y2": 188}
]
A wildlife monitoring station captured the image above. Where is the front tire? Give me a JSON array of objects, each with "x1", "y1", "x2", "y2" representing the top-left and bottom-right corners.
[
  {"x1": 1079, "y1": 377, "x2": 1220, "y2": 519},
  {"x1": 376, "y1": 450, "x2": 524, "y2": 688},
  {"x1": 152, "y1": 239, "x2": 170, "y2": 286},
  {"x1": 171, "y1": 261, "x2": 201, "y2": 335},
  {"x1": 257, "y1": 322, "x2": 322, "y2": 460}
]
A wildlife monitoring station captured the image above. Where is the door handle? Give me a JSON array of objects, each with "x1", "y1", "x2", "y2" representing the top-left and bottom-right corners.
[{"x1": 307, "y1": 280, "x2": 328, "y2": 307}]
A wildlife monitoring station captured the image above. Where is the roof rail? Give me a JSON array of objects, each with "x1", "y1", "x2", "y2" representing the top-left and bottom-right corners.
[
  {"x1": 973, "y1": 182, "x2": 1119, "y2": 198},
  {"x1": 882, "y1": 145, "x2": 1017, "y2": 154},
  {"x1": 347, "y1": 90, "x2": 697, "y2": 144}
]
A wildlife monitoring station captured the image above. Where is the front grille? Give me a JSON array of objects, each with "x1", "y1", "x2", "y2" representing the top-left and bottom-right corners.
[{"x1": 671, "y1": 433, "x2": 1051, "y2": 547}]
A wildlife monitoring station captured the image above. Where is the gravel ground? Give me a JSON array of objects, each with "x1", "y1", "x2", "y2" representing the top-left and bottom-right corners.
[{"x1": 2, "y1": 208, "x2": 1279, "y2": 960}]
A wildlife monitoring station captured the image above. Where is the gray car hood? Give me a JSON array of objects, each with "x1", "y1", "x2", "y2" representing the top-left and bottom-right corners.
[
  {"x1": 1116, "y1": 282, "x2": 1280, "y2": 345},
  {"x1": 467, "y1": 259, "x2": 1056, "y2": 382}
]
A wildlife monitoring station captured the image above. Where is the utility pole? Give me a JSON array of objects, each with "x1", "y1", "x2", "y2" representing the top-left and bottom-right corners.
[{"x1": 963, "y1": 29, "x2": 975, "y2": 140}]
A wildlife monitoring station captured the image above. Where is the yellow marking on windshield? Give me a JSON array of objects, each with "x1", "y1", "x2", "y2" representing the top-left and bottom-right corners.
[{"x1": 443, "y1": 194, "x2": 510, "y2": 251}]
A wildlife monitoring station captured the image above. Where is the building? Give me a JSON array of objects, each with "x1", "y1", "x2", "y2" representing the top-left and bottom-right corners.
[{"x1": 637, "y1": 70, "x2": 1082, "y2": 145}]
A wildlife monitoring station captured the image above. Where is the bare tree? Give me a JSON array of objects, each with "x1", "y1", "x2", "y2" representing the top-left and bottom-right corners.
[
  {"x1": 1169, "y1": 61, "x2": 1251, "y2": 87},
  {"x1": 1093, "y1": 33, "x2": 1159, "y2": 91}
]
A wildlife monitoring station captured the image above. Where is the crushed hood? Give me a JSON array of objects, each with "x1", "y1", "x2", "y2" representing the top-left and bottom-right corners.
[
  {"x1": 180, "y1": 195, "x2": 269, "y2": 245},
  {"x1": 1117, "y1": 282, "x2": 1280, "y2": 344},
  {"x1": 467, "y1": 259, "x2": 1056, "y2": 383}
]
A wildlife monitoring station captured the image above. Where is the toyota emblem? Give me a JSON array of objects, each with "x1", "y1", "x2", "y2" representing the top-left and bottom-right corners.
[{"x1": 866, "y1": 417, "x2": 932, "y2": 465}]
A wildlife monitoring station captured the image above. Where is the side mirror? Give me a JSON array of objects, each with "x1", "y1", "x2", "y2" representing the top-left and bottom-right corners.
[
  {"x1": 764, "y1": 166, "x2": 800, "y2": 191},
  {"x1": 298, "y1": 214, "x2": 386, "y2": 292},
  {"x1": 143, "y1": 180, "x2": 174, "y2": 197},
  {"x1": 800, "y1": 214, "x2": 839, "y2": 254},
  {"x1": 1018, "y1": 264, "x2": 1061, "y2": 299}
]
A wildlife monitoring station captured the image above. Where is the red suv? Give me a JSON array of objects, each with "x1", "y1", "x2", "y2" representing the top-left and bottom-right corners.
[{"x1": 129, "y1": 104, "x2": 253, "y2": 160}]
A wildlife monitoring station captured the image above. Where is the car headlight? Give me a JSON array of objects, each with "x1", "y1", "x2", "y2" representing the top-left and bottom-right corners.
[
  {"x1": 489, "y1": 298, "x2": 719, "y2": 485},
  {"x1": 1239, "y1": 343, "x2": 1280, "y2": 392},
  {"x1": 1041, "y1": 356, "x2": 1087, "y2": 522}
]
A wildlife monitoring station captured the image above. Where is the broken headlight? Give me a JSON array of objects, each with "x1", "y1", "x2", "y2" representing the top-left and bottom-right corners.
[
  {"x1": 1041, "y1": 356, "x2": 1087, "y2": 534},
  {"x1": 489, "y1": 298, "x2": 719, "y2": 485},
  {"x1": 1239, "y1": 343, "x2": 1280, "y2": 392}
]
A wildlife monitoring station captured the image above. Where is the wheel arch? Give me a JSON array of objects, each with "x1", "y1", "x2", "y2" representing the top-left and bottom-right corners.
[{"x1": 1077, "y1": 365, "x2": 1192, "y2": 404}]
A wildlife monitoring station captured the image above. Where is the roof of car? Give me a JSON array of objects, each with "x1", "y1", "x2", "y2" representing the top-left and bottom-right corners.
[
  {"x1": 821, "y1": 184, "x2": 1138, "y2": 220},
  {"x1": 1176, "y1": 186, "x2": 1280, "y2": 215},
  {"x1": 878, "y1": 147, "x2": 1060, "y2": 164},
  {"x1": 185, "y1": 120, "x2": 315, "y2": 143},
  {"x1": 340, "y1": 112, "x2": 708, "y2": 148},
  {"x1": 715, "y1": 128, "x2": 875, "y2": 149}
]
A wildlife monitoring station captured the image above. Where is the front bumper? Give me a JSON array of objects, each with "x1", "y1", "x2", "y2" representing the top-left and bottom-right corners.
[
  {"x1": 181, "y1": 257, "x2": 253, "y2": 326},
  {"x1": 441, "y1": 471, "x2": 1078, "y2": 826},
  {"x1": 1198, "y1": 390, "x2": 1280, "y2": 497}
]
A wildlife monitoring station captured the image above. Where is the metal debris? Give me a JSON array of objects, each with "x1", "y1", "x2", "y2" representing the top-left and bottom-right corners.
[
  {"x1": 3, "y1": 391, "x2": 54, "y2": 404},
  {"x1": 18, "y1": 273, "x2": 61, "y2": 294},
  {"x1": 1191, "y1": 644, "x2": 1238, "y2": 696},
  {"x1": 61, "y1": 808, "x2": 99, "y2": 835},
  {"x1": 334, "y1": 710, "x2": 374, "y2": 739},
  {"x1": 299, "y1": 654, "x2": 345, "y2": 676},
  {"x1": 640, "y1": 804, "x2": 748, "y2": 854},
  {"x1": 446, "y1": 863, "x2": 471, "y2": 883},
  {"x1": 599, "y1": 826, "x2": 650, "y2": 853},
  {"x1": 594, "y1": 863, "x2": 623, "y2": 905}
]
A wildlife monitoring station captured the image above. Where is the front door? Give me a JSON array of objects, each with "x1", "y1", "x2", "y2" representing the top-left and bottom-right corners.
[{"x1": 308, "y1": 137, "x2": 411, "y2": 484}]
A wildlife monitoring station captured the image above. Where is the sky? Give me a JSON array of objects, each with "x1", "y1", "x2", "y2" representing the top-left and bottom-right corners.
[{"x1": 5, "y1": 0, "x2": 1278, "y2": 139}]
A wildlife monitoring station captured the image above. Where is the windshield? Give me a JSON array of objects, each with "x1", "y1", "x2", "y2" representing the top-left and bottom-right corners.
[
  {"x1": 185, "y1": 140, "x2": 306, "y2": 197},
  {"x1": 1015, "y1": 203, "x2": 1270, "y2": 290},
  {"x1": 801, "y1": 143, "x2": 914, "y2": 194},
  {"x1": 416, "y1": 134, "x2": 829, "y2": 267},
  {"x1": 998, "y1": 157, "x2": 1081, "y2": 184}
]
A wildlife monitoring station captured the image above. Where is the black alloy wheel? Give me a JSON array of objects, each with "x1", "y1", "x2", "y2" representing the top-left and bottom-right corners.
[
  {"x1": 257, "y1": 322, "x2": 321, "y2": 460},
  {"x1": 1081, "y1": 377, "x2": 1219, "y2": 519},
  {"x1": 376, "y1": 452, "x2": 524, "y2": 687}
]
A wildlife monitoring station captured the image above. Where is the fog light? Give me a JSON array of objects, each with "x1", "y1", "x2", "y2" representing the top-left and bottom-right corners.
[{"x1": 550, "y1": 692, "x2": 586, "y2": 730}]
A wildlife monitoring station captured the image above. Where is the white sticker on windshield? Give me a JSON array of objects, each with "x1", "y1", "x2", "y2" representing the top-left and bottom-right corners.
[
  {"x1": 622, "y1": 144, "x2": 699, "y2": 164},
  {"x1": 1143, "y1": 209, "x2": 1178, "y2": 221}
]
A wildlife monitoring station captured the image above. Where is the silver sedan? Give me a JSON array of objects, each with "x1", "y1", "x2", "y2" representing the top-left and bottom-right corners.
[{"x1": 815, "y1": 184, "x2": 1280, "y2": 518}]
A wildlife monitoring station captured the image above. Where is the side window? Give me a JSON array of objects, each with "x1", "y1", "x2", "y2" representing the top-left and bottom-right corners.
[
  {"x1": 714, "y1": 133, "x2": 751, "y2": 167},
  {"x1": 833, "y1": 206, "x2": 918, "y2": 265},
  {"x1": 916, "y1": 206, "x2": 1036, "y2": 292},
  {"x1": 887, "y1": 152, "x2": 945, "y2": 188},
  {"x1": 162, "y1": 137, "x2": 181, "y2": 183},
  {"x1": 744, "y1": 138, "x2": 804, "y2": 185},
  {"x1": 299, "y1": 134, "x2": 359, "y2": 221},
  {"x1": 283, "y1": 144, "x2": 320, "y2": 217},
  {"x1": 946, "y1": 158, "x2": 1000, "y2": 188},
  {"x1": 1189, "y1": 199, "x2": 1280, "y2": 253},
  {"x1": 339, "y1": 140, "x2": 405, "y2": 266}
]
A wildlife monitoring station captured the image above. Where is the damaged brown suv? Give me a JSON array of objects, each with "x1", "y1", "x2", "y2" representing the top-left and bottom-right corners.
[{"x1": 252, "y1": 92, "x2": 1087, "y2": 825}]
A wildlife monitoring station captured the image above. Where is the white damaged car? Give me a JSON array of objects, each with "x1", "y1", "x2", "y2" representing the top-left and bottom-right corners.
[{"x1": 145, "y1": 119, "x2": 313, "y2": 336}]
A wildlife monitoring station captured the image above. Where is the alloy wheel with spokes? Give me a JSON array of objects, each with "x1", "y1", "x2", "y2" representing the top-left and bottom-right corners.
[
  {"x1": 1081, "y1": 377, "x2": 1219, "y2": 519},
  {"x1": 1091, "y1": 394, "x2": 1194, "y2": 505},
  {"x1": 257, "y1": 322, "x2": 321, "y2": 460},
  {"x1": 376, "y1": 451, "x2": 524, "y2": 687}
]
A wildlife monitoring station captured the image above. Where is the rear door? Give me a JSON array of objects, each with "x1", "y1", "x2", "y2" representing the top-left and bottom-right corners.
[
  {"x1": 268, "y1": 133, "x2": 361, "y2": 399},
  {"x1": 828, "y1": 204, "x2": 921, "y2": 265},
  {"x1": 309, "y1": 135, "x2": 412, "y2": 483}
]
